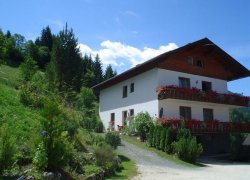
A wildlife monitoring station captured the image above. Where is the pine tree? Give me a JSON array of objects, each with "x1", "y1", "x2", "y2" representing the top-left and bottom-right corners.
[
  {"x1": 5, "y1": 30, "x2": 11, "y2": 38},
  {"x1": 48, "y1": 24, "x2": 83, "y2": 93},
  {"x1": 93, "y1": 54, "x2": 103, "y2": 85},
  {"x1": 104, "y1": 64, "x2": 116, "y2": 80},
  {"x1": 39, "y1": 26, "x2": 53, "y2": 51}
]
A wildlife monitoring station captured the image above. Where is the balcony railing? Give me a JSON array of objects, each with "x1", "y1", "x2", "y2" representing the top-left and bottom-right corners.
[
  {"x1": 157, "y1": 118, "x2": 250, "y2": 134},
  {"x1": 157, "y1": 85, "x2": 249, "y2": 107}
]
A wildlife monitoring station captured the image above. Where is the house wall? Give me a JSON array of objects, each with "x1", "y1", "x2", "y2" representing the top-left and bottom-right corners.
[
  {"x1": 99, "y1": 68, "x2": 232, "y2": 130},
  {"x1": 157, "y1": 69, "x2": 228, "y2": 93},
  {"x1": 158, "y1": 99, "x2": 241, "y2": 122},
  {"x1": 99, "y1": 68, "x2": 159, "y2": 130}
]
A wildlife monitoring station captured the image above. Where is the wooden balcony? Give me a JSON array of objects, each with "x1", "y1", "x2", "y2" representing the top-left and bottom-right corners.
[
  {"x1": 157, "y1": 118, "x2": 250, "y2": 134},
  {"x1": 157, "y1": 86, "x2": 249, "y2": 107}
]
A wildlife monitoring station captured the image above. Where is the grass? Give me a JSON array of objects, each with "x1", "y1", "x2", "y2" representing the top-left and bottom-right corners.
[
  {"x1": 106, "y1": 151, "x2": 137, "y2": 180},
  {"x1": 0, "y1": 65, "x2": 43, "y2": 144},
  {"x1": 121, "y1": 135, "x2": 205, "y2": 167},
  {"x1": 0, "y1": 65, "x2": 21, "y2": 88}
]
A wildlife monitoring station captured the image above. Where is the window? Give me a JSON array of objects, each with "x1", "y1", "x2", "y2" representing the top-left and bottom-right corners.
[
  {"x1": 110, "y1": 113, "x2": 115, "y2": 129},
  {"x1": 203, "y1": 108, "x2": 213, "y2": 121},
  {"x1": 111, "y1": 113, "x2": 115, "y2": 121},
  {"x1": 202, "y1": 81, "x2": 212, "y2": 92},
  {"x1": 187, "y1": 57, "x2": 193, "y2": 65},
  {"x1": 129, "y1": 109, "x2": 134, "y2": 117},
  {"x1": 122, "y1": 111, "x2": 127, "y2": 126},
  {"x1": 123, "y1": 85, "x2": 127, "y2": 98},
  {"x1": 196, "y1": 59, "x2": 203, "y2": 67},
  {"x1": 130, "y1": 83, "x2": 134, "y2": 93},
  {"x1": 179, "y1": 77, "x2": 190, "y2": 88},
  {"x1": 159, "y1": 108, "x2": 163, "y2": 118},
  {"x1": 180, "y1": 106, "x2": 191, "y2": 120}
]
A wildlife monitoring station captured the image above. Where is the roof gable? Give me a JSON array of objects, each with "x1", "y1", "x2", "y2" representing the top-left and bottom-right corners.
[{"x1": 94, "y1": 38, "x2": 250, "y2": 90}]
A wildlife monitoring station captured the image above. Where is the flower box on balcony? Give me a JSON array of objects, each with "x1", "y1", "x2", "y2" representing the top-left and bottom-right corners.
[
  {"x1": 157, "y1": 118, "x2": 250, "y2": 133},
  {"x1": 157, "y1": 85, "x2": 249, "y2": 107}
]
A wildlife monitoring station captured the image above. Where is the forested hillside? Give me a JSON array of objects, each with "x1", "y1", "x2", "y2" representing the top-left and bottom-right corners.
[
  {"x1": 0, "y1": 25, "x2": 117, "y2": 88},
  {"x1": 0, "y1": 25, "x2": 128, "y2": 179}
]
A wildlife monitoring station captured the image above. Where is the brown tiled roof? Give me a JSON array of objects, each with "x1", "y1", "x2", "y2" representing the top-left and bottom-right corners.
[{"x1": 93, "y1": 38, "x2": 250, "y2": 91}]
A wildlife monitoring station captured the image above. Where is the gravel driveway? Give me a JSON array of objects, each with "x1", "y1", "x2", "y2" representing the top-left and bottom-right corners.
[{"x1": 118, "y1": 140, "x2": 250, "y2": 180}]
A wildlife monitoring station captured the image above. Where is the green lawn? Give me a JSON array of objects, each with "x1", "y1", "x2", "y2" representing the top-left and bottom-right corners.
[
  {"x1": 106, "y1": 151, "x2": 137, "y2": 180},
  {"x1": 121, "y1": 135, "x2": 205, "y2": 167}
]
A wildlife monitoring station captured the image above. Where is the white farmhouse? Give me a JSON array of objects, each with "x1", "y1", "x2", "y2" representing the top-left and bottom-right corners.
[{"x1": 93, "y1": 38, "x2": 250, "y2": 133}]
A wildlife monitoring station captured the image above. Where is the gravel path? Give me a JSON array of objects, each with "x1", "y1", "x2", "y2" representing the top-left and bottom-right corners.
[{"x1": 118, "y1": 140, "x2": 250, "y2": 180}]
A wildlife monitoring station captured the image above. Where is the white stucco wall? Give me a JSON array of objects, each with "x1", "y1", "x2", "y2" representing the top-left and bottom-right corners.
[
  {"x1": 99, "y1": 68, "x2": 232, "y2": 130},
  {"x1": 99, "y1": 68, "x2": 159, "y2": 130},
  {"x1": 157, "y1": 69, "x2": 228, "y2": 93}
]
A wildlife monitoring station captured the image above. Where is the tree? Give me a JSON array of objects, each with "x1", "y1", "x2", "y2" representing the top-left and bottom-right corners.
[
  {"x1": 20, "y1": 56, "x2": 38, "y2": 81},
  {"x1": 25, "y1": 40, "x2": 39, "y2": 61},
  {"x1": 93, "y1": 54, "x2": 103, "y2": 85},
  {"x1": 38, "y1": 46, "x2": 50, "y2": 69},
  {"x1": 104, "y1": 64, "x2": 116, "y2": 80},
  {"x1": 77, "y1": 87, "x2": 96, "y2": 110},
  {"x1": 36, "y1": 26, "x2": 53, "y2": 51},
  {"x1": 5, "y1": 30, "x2": 11, "y2": 38},
  {"x1": 36, "y1": 101, "x2": 71, "y2": 170},
  {"x1": 0, "y1": 30, "x2": 7, "y2": 62},
  {"x1": 48, "y1": 24, "x2": 83, "y2": 93},
  {"x1": 82, "y1": 54, "x2": 95, "y2": 87},
  {"x1": 5, "y1": 33, "x2": 25, "y2": 65}
]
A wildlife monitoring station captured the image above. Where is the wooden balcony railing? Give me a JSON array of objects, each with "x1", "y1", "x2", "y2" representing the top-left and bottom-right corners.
[
  {"x1": 157, "y1": 118, "x2": 250, "y2": 134},
  {"x1": 157, "y1": 86, "x2": 249, "y2": 107}
]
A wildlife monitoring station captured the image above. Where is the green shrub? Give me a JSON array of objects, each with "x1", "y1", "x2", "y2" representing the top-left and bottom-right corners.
[
  {"x1": 105, "y1": 132, "x2": 121, "y2": 149},
  {"x1": 147, "y1": 125, "x2": 155, "y2": 147},
  {"x1": 91, "y1": 133, "x2": 105, "y2": 146},
  {"x1": 177, "y1": 126, "x2": 191, "y2": 140},
  {"x1": 230, "y1": 133, "x2": 249, "y2": 161},
  {"x1": 93, "y1": 144, "x2": 116, "y2": 166},
  {"x1": 152, "y1": 125, "x2": 157, "y2": 147},
  {"x1": 0, "y1": 123, "x2": 16, "y2": 175},
  {"x1": 134, "y1": 112, "x2": 153, "y2": 141},
  {"x1": 20, "y1": 72, "x2": 49, "y2": 108},
  {"x1": 84, "y1": 165, "x2": 102, "y2": 177},
  {"x1": 173, "y1": 136, "x2": 203, "y2": 163},
  {"x1": 76, "y1": 87, "x2": 96, "y2": 112},
  {"x1": 33, "y1": 142, "x2": 48, "y2": 171},
  {"x1": 125, "y1": 116, "x2": 137, "y2": 135},
  {"x1": 155, "y1": 126, "x2": 162, "y2": 149},
  {"x1": 20, "y1": 56, "x2": 38, "y2": 81},
  {"x1": 160, "y1": 128, "x2": 167, "y2": 151},
  {"x1": 35, "y1": 101, "x2": 72, "y2": 170},
  {"x1": 94, "y1": 120, "x2": 104, "y2": 133},
  {"x1": 104, "y1": 162, "x2": 116, "y2": 176},
  {"x1": 164, "y1": 128, "x2": 175, "y2": 153}
]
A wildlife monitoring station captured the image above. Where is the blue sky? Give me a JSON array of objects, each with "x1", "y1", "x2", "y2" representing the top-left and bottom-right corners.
[{"x1": 0, "y1": 0, "x2": 249, "y2": 95}]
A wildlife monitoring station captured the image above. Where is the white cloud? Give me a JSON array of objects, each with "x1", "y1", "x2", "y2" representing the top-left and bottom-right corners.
[{"x1": 78, "y1": 41, "x2": 178, "y2": 70}]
